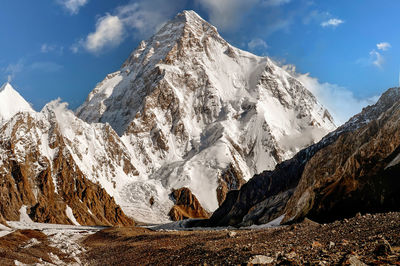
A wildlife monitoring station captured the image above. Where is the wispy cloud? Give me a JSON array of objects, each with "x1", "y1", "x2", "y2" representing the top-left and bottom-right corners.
[
  {"x1": 289, "y1": 67, "x2": 378, "y2": 125},
  {"x1": 262, "y1": 0, "x2": 291, "y2": 7},
  {"x1": 2, "y1": 59, "x2": 63, "y2": 82},
  {"x1": 303, "y1": 10, "x2": 330, "y2": 25},
  {"x1": 74, "y1": 0, "x2": 297, "y2": 53},
  {"x1": 369, "y1": 50, "x2": 384, "y2": 68},
  {"x1": 321, "y1": 18, "x2": 344, "y2": 28},
  {"x1": 3, "y1": 60, "x2": 24, "y2": 82},
  {"x1": 357, "y1": 42, "x2": 391, "y2": 69},
  {"x1": 57, "y1": 0, "x2": 89, "y2": 15},
  {"x1": 248, "y1": 38, "x2": 268, "y2": 53},
  {"x1": 30, "y1": 62, "x2": 63, "y2": 72},
  {"x1": 377, "y1": 42, "x2": 391, "y2": 51},
  {"x1": 41, "y1": 43, "x2": 64, "y2": 55},
  {"x1": 196, "y1": 0, "x2": 259, "y2": 30}
]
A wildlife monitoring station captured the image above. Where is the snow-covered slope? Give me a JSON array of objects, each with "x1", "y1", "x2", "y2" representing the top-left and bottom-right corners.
[
  {"x1": 0, "y1": 82, "x2": 33, "y2": 123},
  {"x1": 77, "y1": 10, "x2": 336, "y2": 222},
  {"x1": 0, "y1": 95, "x2": 136, "y2": 225}
]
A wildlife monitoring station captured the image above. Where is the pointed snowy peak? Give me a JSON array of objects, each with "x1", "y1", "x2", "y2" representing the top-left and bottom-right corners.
[
  {"x1": 177, "y1": 10, "x2": 210, "y2": 26},
  {"x1": 0, "y1": 82, "x2": 12, "y2": 92},
  {"x1": 0, "y1": 82, "x2": 34, "y2": 122}
]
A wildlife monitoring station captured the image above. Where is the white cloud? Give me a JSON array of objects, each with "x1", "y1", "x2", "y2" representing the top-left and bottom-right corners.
[
  {"x1": 30, "y1": 62, "x2": 63, "y2": 72},
  {"x1": 116, "y1": 0, "x2": 184, "y2": 36},
  {"x1": 248, "y1": 38, "x2": 268, "y2": 52},
  {"x1": 262, "y1": 0, "x2": 291, "y2": 7},
  {"x1": 41, "y1": 44, "x2": 64, "y2": 54},
  {"x1": 58, "y1": 0, "x2": 89, "y2": 15},
  {"x1": 369, "y1": 49, "x2": 384, "y2": 68},
  {"x1": 285, "y1": 66, "x2": 378, "y2": 125},
  {"x1": 70, "y1": 43, "x2": 80, "y2": 54},
  {"x1": 84, "y1": 14, "x2": 124, "y2": 53},
  {"x1": 303, "y1": 10, "x2": 330, "y2": 25},
  {"x1": 2, "y1": 59, "x2": 63, "y2": 81},
  {"x1": 357, "y1": 41, "x2": 392, "y2": 68},
  {"x1": 196, "y1": 0, "x2": 292, "y2": 31},
  {"x1": 321, "y1": 18, "x2": 344, "y2": 28},
  {"x1": 76, "y1": 0, "x2": 184, "y2": 54},
  {"x1": 196, "y1": 0, "x2": 259, "y2": 30},
  {"x1": 3, "y1": 60, "x2": 24, "y2": 82},
  {"x1": 357, "y1": 48, "x2": 387, "y2": 69},
  {"x1": 377, "y1": 42, "x2": 391, "y2": 51}
]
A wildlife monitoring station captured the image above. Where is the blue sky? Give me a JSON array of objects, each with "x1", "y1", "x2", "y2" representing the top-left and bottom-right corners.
[{"x1": 1, "y1": 0, "x2": 399, "y2": 124}]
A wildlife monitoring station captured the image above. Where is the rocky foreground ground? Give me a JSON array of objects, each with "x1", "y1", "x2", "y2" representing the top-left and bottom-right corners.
[
  {"x1": 83, "y1": 212, "x2": 400, "y2": 265},
  {"x1": 0, "y1": 212, "x2": 399, "y2": 265}
]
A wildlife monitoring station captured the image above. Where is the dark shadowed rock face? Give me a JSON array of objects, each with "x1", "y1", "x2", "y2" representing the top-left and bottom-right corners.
[
  {"x1": 206, "y1": 87, "x2": 400, "y2": 227},
  {"x1": 168, "y1": 187, "x2": 210, "y2": 221},
  {"x1": 283, "y1": 99, "x2": 400, "y2": 223}
]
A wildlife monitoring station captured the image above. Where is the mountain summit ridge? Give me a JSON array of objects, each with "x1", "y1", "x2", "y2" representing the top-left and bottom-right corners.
[{"x1": 76, "y1": 10, "x2": 336, "y2": 222}]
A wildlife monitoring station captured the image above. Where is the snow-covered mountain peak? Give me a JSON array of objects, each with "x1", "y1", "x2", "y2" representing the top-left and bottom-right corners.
[
  {"x1": 76, "y1": 10, "x2": 336, "y2": 222},
  {"x1": 177, "y1": 10, "x2": 217, "y2": 31},
  {"x1": 0, "y1": 82, "x2": 12, "y2": 92},
  {"x1": 0, "y1": 82, "x2": 34, "y2": 122}
]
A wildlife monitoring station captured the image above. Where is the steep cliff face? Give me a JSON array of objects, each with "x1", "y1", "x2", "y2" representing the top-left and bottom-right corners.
[
  {"x1": 207, "y1": 87, "x2": 400, "y2": 227},
  {"x1": 0, "y1": 105, "x2": 135, "y2": 226},
  {"x1": 283, "y1": 88, "x2": 400, "y2": 223},
  {"x1": 77, "y1": 10, "x2": 335, "y2": 221}
]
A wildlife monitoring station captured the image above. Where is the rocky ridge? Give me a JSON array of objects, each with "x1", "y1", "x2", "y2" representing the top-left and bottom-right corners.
[
  {"x1": 206, "y1": 87, "x2": 400, "y2": 227},
  {"x1": 0, "y1": 98, "x2": 135, "y2": 226}
]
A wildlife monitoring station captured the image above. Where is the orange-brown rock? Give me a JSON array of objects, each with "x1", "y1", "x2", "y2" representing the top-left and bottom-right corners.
[
  {"x1": 168, "y1": 187, "x2": 209, "y2": 221},
  {"x1": 0, "y1": 112, "x2": 134, "y2": 226}
]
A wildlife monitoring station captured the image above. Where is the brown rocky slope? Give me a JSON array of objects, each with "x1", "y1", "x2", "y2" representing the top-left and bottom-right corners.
[
  {"x1": 0, "y1": 112, "x2": 134, "y2": 226},
  {"x1": 204, "y1": 87, "x2": 400, "y2": 227},
  {"x1": 82, "y1": 212, "x2": 400, "y2": 265},
  {"x1": 168, "y1": 187, "x2": 210, "y2": 221}
]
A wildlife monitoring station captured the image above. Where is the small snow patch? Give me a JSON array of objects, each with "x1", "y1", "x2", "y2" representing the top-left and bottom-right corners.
[
  {"x1": 65, "y1": 205, "x2": 80, "y2": 226},
  {"x1": 19, "y1": 205, "x2": 34, "y2": 224}
]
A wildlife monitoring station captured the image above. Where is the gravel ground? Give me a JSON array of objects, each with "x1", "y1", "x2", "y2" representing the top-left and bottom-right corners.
[{"x1": 82, "y1": 212, "x2": 400, "y2": 265}]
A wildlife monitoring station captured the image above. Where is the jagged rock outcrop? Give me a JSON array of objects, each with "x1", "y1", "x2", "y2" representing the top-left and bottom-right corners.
[
  {"x1": 168, "y1": 187, "x2": 209, "y2": 221},
  {"x1": 76, "y1": 10, "x2": 335, "y2": 222},
  {"x1": 217, "y1": 162, "x2": 246, "y2": 206},
  {"x1": 0, "y1": 100, "x2": 135, "y2": 226},
  {"x1": 206, "y1": 87, "x2": 400, "y2": 227}
]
